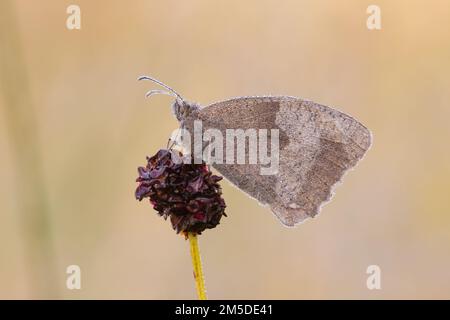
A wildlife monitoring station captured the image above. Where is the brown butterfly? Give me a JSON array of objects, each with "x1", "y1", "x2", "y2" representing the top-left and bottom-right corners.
[{"x1": 139, "y1": 76, "x2": 372, "y2": 227}]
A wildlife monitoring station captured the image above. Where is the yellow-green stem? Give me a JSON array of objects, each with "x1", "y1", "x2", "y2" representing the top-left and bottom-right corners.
[{"x1": 188, "y1": 232, "x2": 207, "y2": 300}]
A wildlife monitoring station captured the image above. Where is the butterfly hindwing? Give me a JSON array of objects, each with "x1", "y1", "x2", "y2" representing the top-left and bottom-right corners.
[{"x1": 183, "y1": 96, "x2": 371, "y2": 226}]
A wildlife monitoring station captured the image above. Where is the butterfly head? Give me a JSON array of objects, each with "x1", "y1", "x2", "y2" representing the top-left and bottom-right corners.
[
  {"x1": 172, "y1": 99, "x2": 200, "y2": 122},
  {"x1": 139, "y1": 75, "x2": 199, "y2": 122}
]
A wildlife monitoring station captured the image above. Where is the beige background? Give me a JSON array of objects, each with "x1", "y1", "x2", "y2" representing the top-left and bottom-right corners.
[{"x1": 1, "y1": 0, "x2": 449, "y2": 299}]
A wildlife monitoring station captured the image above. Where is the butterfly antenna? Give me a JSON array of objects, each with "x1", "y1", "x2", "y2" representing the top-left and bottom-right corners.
[
  {"x1": 145, "y1": 89, "x2": 175, "y2": 98},
  {"x1": 138, "y1": 75, "x2": 184, "y2": 102}
]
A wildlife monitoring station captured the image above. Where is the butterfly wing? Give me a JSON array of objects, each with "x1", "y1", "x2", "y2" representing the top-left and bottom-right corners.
[{"x1": 183, "y1": 96, "x2": 372, "y2": 227}]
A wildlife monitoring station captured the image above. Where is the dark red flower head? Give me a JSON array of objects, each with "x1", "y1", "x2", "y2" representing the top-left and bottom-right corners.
[{"x1": 135, "y1": 149, "x2": 227, "y2": 234}]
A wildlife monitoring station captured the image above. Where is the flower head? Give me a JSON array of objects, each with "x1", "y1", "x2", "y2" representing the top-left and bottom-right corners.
[{"x1": 135, "y1": 149, "x2": 226, "y2": 234}]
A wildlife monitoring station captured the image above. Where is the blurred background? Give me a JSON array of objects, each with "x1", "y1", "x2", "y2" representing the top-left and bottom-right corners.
[{"x1": 1, "y1": 0, "x2": 449, "y2": 299}]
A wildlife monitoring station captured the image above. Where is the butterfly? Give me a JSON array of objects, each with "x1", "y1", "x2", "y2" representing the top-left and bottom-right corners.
[{"x1": 139, "y1": 76, "x2": 372, "y2": 227}]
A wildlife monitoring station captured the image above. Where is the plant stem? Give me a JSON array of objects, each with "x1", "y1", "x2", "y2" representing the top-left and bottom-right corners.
[{"x1": 188, "y1": 232, "x2": 207, "y2": 300}]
